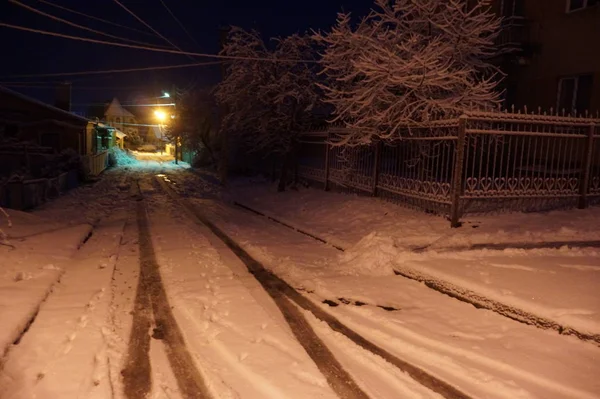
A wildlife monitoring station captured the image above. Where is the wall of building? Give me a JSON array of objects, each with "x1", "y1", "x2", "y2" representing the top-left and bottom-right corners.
[
  {"x1": 0, "y1": 89, "x2": 88, "y2": 154},
  {"x1": 503, "y1": 0, "x2": 600, "y2": 112}
]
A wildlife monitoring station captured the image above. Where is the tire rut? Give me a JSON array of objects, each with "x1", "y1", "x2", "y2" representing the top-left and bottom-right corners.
[
  {"x1": 122, "y1": 182, "x2": 212, "y2": 399},
  {"x1": 157, "y1": 176, "x2": 472, "y2": 399}
]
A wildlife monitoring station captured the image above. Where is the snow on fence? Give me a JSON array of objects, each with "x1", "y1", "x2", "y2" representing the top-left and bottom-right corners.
[
  {"x1": 0, "y1": 170, "x2": 79, "y2": 210},
  {"x1": 296, "y1": 111, "x2": 600, "y2": 226}
]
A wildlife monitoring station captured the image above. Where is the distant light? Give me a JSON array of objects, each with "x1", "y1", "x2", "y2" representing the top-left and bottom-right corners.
[
  {"x1": 163, "y1": 92, "x2": 170, "y2": 98},
  {"x1": 170, "y1": 114, "x2": 176, "y2": 119},
  {"x1": 154, "y1": 109, "x2": 167, "y2": 121}
]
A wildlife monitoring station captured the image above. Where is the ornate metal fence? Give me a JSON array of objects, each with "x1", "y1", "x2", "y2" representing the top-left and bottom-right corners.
[{"x1": 296, "y1": 110, "x2": 600, "y2": 227}]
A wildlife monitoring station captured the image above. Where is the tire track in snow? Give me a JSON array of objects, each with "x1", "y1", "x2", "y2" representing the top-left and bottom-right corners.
[
  {"x1": 157, "y1": 176, "x2": 472, "y2": 399},
  {"x1": 122, "y1": 182, "x2": 212, "y2": 399}
]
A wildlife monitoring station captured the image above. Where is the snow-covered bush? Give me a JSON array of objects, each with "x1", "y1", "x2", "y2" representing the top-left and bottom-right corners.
[
  {"x1": 314, "y1": 0, "x2": 502, "y2": 145},
  {"x1": 170, "y1": 89, "x2": 219, "y2": 167}
]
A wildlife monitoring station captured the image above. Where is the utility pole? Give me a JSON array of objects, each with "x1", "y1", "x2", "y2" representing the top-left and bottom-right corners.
[{"x1": 172, "y1": 84, "x2": 179, "y2": 164}]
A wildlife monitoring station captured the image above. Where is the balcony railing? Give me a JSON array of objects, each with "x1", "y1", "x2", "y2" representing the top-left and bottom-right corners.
[{"x1": 497, "y1": 15, "x2": 529, "y2": 49}]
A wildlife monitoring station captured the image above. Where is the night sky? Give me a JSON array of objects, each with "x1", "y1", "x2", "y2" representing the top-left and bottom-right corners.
[{"x1": 0, "y1": 0, "x2": 371, "y2": 114}]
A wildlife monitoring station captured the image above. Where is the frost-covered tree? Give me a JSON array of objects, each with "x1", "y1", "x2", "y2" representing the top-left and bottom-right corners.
[
  {"x1": 315, "y1": 0, "x2": 502, "y2": 146},
  {"x1": 171, "y1": 89, "x2": 219, "y2": 166},
  {"x1": 215, "y1": 27, "x2": 320, "y2": 190}
]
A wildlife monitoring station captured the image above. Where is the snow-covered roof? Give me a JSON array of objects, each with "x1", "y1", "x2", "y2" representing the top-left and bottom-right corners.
[
  {"x1": 0, "y1": 85, "x2": 90, "y2": 124},
  {"x1": 104, "y1": 97, "x2": 136, "y2": 118}
]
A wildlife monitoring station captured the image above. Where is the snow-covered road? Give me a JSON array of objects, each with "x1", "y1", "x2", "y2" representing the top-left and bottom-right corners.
[{"x1": 1, "y1": 158, "x2": 599, "y2": 399}]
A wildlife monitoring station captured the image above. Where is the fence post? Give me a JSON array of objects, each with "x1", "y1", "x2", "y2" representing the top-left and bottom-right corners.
[
  {"x1": 372, "y1": 140, "x2": 381, "y2": 196},
  {"x1": 324, "y1": 131, "x2": 331, "y2": 191},
  {"x1": 449, "y1": 116, "x2": 467, "y2": 228},
  {"x1": 578, "y1": 123, "x2": 595, "y2": 209}
]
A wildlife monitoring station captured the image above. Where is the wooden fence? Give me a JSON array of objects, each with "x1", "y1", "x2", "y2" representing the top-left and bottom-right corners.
[
  {"x1": 83, "y1": 150, "x2": 109, "y2": 177},
  {"x1": 0, "y1": 169, "x2": 79, "y2": 210}
]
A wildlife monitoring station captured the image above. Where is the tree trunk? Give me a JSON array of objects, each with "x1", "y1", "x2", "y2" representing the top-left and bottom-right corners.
[
  {"x1": 277, "y1": 153, "x2": 290, "y2": 192},
  {"x1": 271, "y1": 157, "x2": 277, "y2": 182},
  {"x1": 218, "y1": 130, "x2": 228, "y2": 186},
  {"x1": 278, "y1": 142, "x2": 298, "y2": 192}
]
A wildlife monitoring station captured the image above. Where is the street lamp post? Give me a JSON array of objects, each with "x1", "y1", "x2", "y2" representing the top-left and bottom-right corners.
[{"x1": 154, "y1": 88, "x2": 178, "y2": 164}]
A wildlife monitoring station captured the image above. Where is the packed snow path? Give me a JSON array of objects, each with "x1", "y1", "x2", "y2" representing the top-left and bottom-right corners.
[{"x1": 121, "y1": 185, "x2": 211, "y2": 399}]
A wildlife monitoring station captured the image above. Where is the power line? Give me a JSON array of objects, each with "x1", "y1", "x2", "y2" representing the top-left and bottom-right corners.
[
  {"x1": 2, "y1": 60, "x2": 221, "y2": 79},
  {"x1": 9, "y1": 0, "x2": 169, "y2": 48},
  {"x1": 0, "y1": 83, "x2": 150, "y2": 90},
  {"x1": 157, "y1": 0, "x2": 201, "y2": 49},
  {"x1": 0, "y1": 22, "x2": 316, "y2": 63},
  {"x1": 112, "y1": 0, "x2": 184, "y2": 52},
  {"x1": 37, "y1": 0, "x2": 160, "y2": 38}
]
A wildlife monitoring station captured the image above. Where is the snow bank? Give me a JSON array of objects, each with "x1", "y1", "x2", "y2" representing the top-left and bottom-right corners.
[
  {"x1": 110, "y1": 147, "x2": 138, "y2": 166},
  {"x1": 334, "y1": 232, "x2": 398, "y2": 276},
  {"x1": 230, "y1": 180, "x2": 600, "y2": 250}
]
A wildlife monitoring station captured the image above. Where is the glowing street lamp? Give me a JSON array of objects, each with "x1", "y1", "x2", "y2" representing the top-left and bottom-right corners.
[{"x1": 154, "y1": 109, "x2": 167, "y2": 122}]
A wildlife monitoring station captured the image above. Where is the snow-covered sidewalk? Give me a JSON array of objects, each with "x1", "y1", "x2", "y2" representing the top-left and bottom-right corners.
[
  {"x1": 227, "y1": 180, "x2": 600, "y2": 341},
  {"x1": 0, "y1": 210, "x2": 92, "y2": 357},
  {"x1": 0, "y1": 214, "x2": 127, "y2": 398},
  {"x1": 230, "y1": 178, "x2": 600, "y2": 250}
]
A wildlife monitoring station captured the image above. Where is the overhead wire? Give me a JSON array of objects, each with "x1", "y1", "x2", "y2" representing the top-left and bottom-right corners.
[
  {"x1": 0, "y1": 83, "x2": 150, "y2": 90},
  {"x1": 37, "y1": 0, "x2": 161, "y2": 38},
  {"x1": 156, "y1": 0, "x2": 206, "y2": 93},
  {"x1": 9, "y1": 0, "x2": 171, "y2": 48},
  {"x1": 157, "y1": 0, "x2": 202, "y2": 49},
  {"x1": 112, "y1": 0, "x2": 186, "y2": 53},
  {"x1": 0, "y1": 22, "x2": 316, "y2": 63},
  {"x1": 1, "y1": 60, "x2": 222, "y2": 79}
]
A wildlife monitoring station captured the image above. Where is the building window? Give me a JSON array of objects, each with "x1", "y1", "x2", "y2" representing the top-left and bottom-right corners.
[
  {"x1": 115, "y1": 117, "x2": 121, "y2": 124},
  {"x1": 557, "y1": 74, "x2": 593, "y2": 113},
  {"x1": 567, "y1": 0, "x2": 598, "y2": 12}
]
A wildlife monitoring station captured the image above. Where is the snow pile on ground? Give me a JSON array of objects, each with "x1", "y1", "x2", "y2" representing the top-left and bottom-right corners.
[
  {"x1": 334, "y1": 232, "x2": 399, "y2": 276},
  {"x1": 110, "y1": 147, "x2": 138, "y2": 166}
]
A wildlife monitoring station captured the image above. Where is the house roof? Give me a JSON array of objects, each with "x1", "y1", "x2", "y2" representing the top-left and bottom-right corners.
[
  {"x1": 0, "y1": 85, "x2": 90, "y2": 124},
  {"x1": 105, "y1": 97, "x2": 136, "y2": 118}
]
